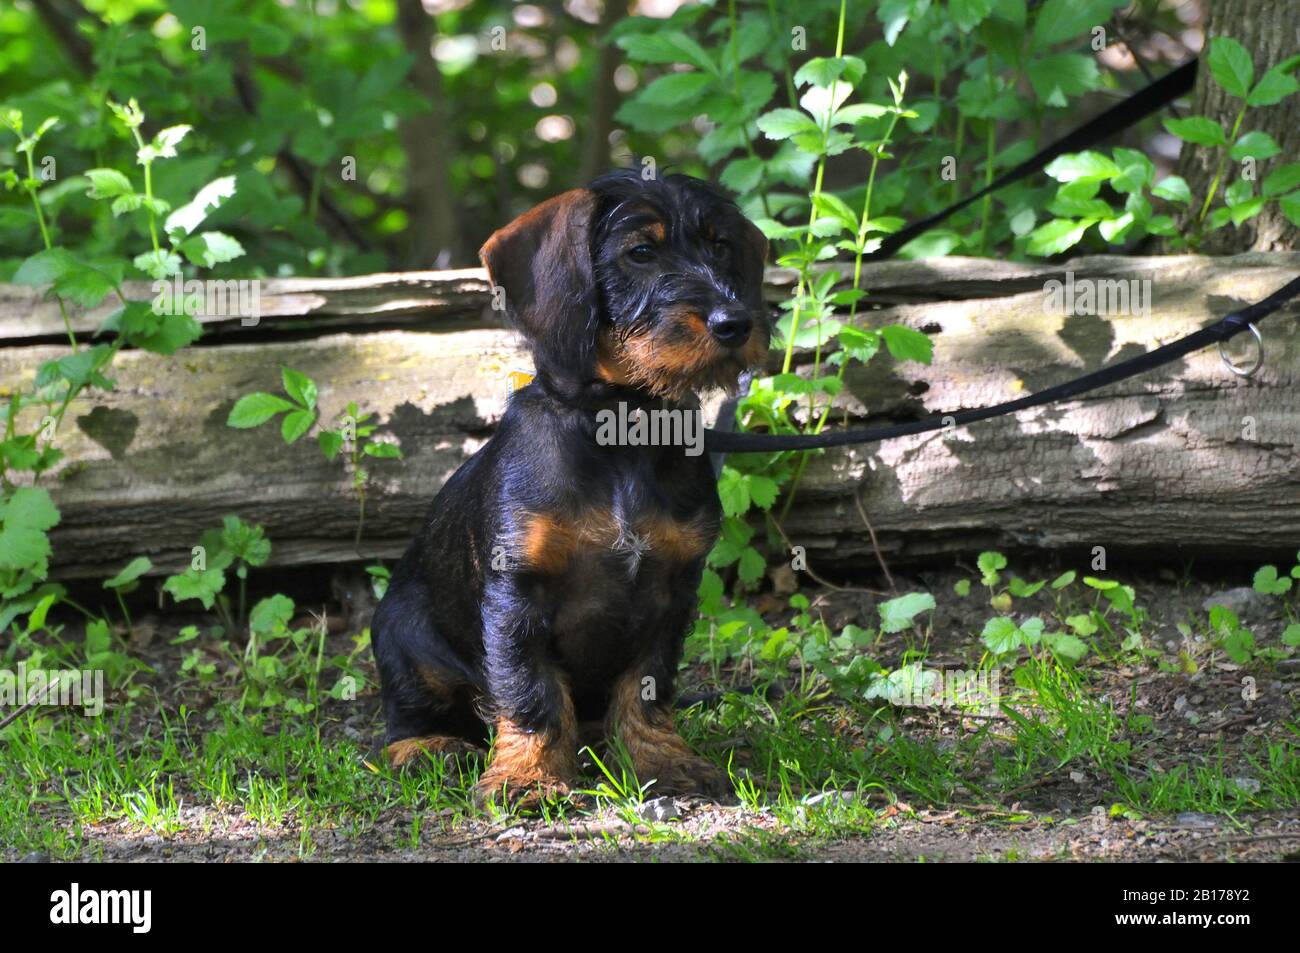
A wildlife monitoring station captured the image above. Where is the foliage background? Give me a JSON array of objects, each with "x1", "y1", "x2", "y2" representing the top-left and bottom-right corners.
[{"x1": 0, "y1": 0, "x2": 1205, "y2": 281}]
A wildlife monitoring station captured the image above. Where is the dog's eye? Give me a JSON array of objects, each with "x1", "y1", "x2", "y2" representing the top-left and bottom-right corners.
[
  {"x1": 626, "y1": 244, "x2": 656, "y2": 264},
  {"x1": 710, "y1": 239, "x2": 729, "y2": 258}
]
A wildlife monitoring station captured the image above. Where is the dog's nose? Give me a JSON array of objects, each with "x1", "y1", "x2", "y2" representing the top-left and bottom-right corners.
[{"x1": 706, "y1": 306, "x2": 752, "y2": 348}]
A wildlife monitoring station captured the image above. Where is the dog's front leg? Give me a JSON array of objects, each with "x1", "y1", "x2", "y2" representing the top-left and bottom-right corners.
[
  {"x1": 606, "y1": 666, "x2": 729, "y2": 799},
  {"x1": 476, "y1": 578, "x2": 578, "y2": 806},
  {"x1": 606, "y1": 585, "x2": 729, "y2": 799}
]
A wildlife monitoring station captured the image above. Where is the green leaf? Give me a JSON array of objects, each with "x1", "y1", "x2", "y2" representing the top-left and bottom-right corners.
[
  {"x1": 1252, "y1": 564, "x2": 1292, "y2": 595},
  {"x1": 717, "y1": 467, "x2": 751, "y2": 517},
  {"x1": 981, "y1": 616, "x2": 1021, "y2": 654},
  {"x1": 881, "y1": 324, "x2": 933, "y2": 364},
  {"x1": 835, "y1": 325, "x2": 882, "y2": 364},
  {"x1": 1229, "y1": 197, "x2": 1265, "y2": 226},
  {"x1": 104, "y1": 556, "x2": 153, "y2": 589},
  {"x1": 637, "y1": 71, "x2": 713, "y2": 106},
  {"x1": 281, "y1": 367, "x2": 317, "y2": 409},
  {"x1": 0, "y1": 487, "x2": 60, "y2": 573},
  {"x1": 794, "y1": 56, "x2": 866, "y2": 88},
  {"x1": 737, "y1": 546, "x2": 766, "y2": 585},
  {"x1": 220, "y1": 515, "x2": 271, "y2": 567},
  {"x1": 280, "y1": 408, "x2": 316, "y2": 444},
  {"x1": 84, "y1": 168, "x2": 134, "y2": 199},
  {"x1": 746, "y1": 474, "x2": 779, "y2": 510},
  {"x1": 1050, "y1": 570, "x2": 1076, "y2": 590},
  {"x1": 977, "y1": 550, "x2": 1007, "y2": 586},
  {"x1": 178, "y1": 231, "x2": 245, "y2": 268},
  {"x1": 250, "y1": 593, "x2": 295, "y2": 636},
  {"x1": 1207, "y1": 36, "x2": 1253, "y2": 98},
  {"x1": 616, "y1": 31, "x2": 717, "y2": 75},
  {"x1": 1279, "y1": 191, "x2": 1300, "y2": 228},
  {"x1": 1163, "y1": 116, "x2": 1227, "y2": 147},
  {"x1": 163, "y1": 568, "x2": 225, "y2": 610},
  {"x1": 1008, "y1": 576, "x2": 1045, "y2": 598},
  {"x1": 879, "y1": 592, "x2": 936, "y2": 634},
  {"x1": 12, "y1": 248, "x2": 77, "y2": 287},
  {"x1": 140, "y1": 124, "x2": 192, "y2": 161},
  {"x1": 1262, "y1": 163, "x2": 1300, "y2": 198},
  {"x1": 1031, "y1": 0, "x2": 1114, "y2": 50},
  {"x1": 133, "y1": 249, "x2": 182, "y2": 280},
  {"x1": 719, "y1": 158, "x2": 765, "y2": 194},
  {"x1": 1224, "y1": 178, "x2": 1254, "y2": 207},
  {"x1": 1027, "y1": 52, "x2": 1100, "y2": 106},
  {"x1": 1045, "y1": 151, "x2": 1120, "y2": 183},
  {"x1": 1246, "y1": 65, "x2": 1300, "y2": 107},
  {"x1": 1026, "y1": 217, "x2": 1094, "y2": 256},
  {"x1": 950, "y1": 0, "x2": 994, "y2": 32},
  {"x1": 1229, "y1": 130, "x2": 1280, "y2": 161},
  {"x1": 1152, "y1": 175, "x2": 1192, "y2": 204},
  {"x1": 164, "y1": 176, "x2": 237, "y2": 239},
  {"x1": 227, "y1": 392, "x2": 295, "y2": 428},
  {"x1": 756, "y1": 108, "x2": 819, "y2": 141},
  {"x1": 362, "y1": 441, "x2": 402, "y2": 459},
  {"x1": 1283, "y1": 623, "x2": 1300, "y2": 647},
  {"x1": 1042, "y1": 632, "x2": 1088, "y2": 661},
  {"x1": 318, "y1": 430, "x2": 345, "y2": 459}
]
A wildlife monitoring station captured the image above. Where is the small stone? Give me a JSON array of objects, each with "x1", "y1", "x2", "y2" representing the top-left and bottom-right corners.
[
  {"x1": 20, "y1": 851, "x2": 49, "y2": 863},
  {"x1": 1176, "y1": 812, "x2": 1217, "y2": 829},
  {"x1": 1069, "y1": 771, "x2": 1086, "y2": 783},
  {"x1": 803, "y1": 790, "x2": 856, "y2": 809},
  {"x1": 495, "y1": 826, "x2": 527, "y2": 842},
  {"x1": 637, "y1": 797, "x2": 681, "y2": 822},
  {"x1": 1202, "y1": 588, "x2": 1271, "y2": 619},
  {"x1": 1231, "y1": 777, "x2": 1262, "y2": 794}
]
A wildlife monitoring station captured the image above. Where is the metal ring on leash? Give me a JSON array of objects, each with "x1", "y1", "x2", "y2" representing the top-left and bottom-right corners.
[{"x1": 1218, "y1": 322, "x2": 1264, "y2": 378}]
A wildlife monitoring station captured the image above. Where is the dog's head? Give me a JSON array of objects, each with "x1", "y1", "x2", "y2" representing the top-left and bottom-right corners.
[{"x1": 479, "y1": 169, "x2": 770, "y2": 401}]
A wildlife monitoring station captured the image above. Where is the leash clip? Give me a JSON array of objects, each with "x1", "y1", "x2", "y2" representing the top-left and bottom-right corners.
[{"x1": 1218, "y1": 322, "x2": 1264, "y2": 378}]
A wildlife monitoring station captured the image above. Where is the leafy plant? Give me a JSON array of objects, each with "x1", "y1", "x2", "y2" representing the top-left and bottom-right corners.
[
  {"x1": 228, "y1": 371, "x2": 401, "y2": 546},
  {"x1": 162, "y1": 516, "x2": 271, "y2": 628},
  {"x1": 1, "y1": 99, "x2": 242, "y2": 634},
  {"x1": 1026, "y1": 38, "x2": 1300, "y2": 255}
]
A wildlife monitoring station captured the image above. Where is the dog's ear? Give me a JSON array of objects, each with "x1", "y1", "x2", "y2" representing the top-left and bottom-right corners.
[
  {"x1": 479, "y1": 189, "x2": 597, "y2": 380},
  {"x1": 737, "y1": 217, "x2": 769, "y2": 307}
]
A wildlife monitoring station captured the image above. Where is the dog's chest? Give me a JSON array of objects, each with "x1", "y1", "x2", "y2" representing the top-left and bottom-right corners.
[{"x1": 506, "y1": 468, "x2": 719, "y2": 673}]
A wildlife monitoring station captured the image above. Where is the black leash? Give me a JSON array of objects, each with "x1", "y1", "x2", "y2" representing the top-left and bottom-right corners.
[
  {"x1": 707, "y1": 57, "x2": 1299, "y2": 455},
  {"x1": 706, "y1": 274, "x2": 1300, "y2": 453}
]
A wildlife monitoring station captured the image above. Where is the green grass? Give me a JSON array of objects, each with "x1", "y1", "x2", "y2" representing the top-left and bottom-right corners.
[{"x1": 4, "y1": 555, "x2": 1299, "y2": 859}]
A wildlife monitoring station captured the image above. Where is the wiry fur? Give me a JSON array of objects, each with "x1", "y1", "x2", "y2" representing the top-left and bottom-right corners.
[{"x1": 370, "y1": 170, "x2": 769, "y2": 803}]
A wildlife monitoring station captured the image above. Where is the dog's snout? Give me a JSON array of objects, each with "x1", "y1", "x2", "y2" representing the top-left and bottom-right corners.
[{"x1": 706, "y1": 306, "x2": 752, "y2": 348}]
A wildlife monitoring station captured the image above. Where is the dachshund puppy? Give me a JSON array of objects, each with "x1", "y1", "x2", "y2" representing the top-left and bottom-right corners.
[{"x1": 371, "y1": 169, "x2": 769, "y2": 803}]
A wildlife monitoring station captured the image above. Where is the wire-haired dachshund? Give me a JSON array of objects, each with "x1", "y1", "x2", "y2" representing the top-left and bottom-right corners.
[{"x1": 371, "y1": 169, "x2": 769, "y2": 803}]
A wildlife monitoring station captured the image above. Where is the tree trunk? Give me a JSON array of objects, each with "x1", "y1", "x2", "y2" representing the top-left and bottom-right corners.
[
  {"x1": 396, "y1": 0, "x2": 462, "y2": 268},
  {"x1": 1175, "y1": 1, "x2": 1300, "y2": 253}
]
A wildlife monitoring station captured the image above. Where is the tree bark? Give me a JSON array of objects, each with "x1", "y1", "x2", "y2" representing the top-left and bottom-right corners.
[
  {"x1": 396, "y1": 0, "x2": 462, "y2": 267},
  {"x1": 1175, "y1": 0, "x2": 1300, "y2": 253}
]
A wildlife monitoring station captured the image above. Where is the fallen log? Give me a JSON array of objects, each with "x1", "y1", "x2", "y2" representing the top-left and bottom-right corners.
[{"x1": 0, "y1": 253, "x2": 1296, "y2": 580}]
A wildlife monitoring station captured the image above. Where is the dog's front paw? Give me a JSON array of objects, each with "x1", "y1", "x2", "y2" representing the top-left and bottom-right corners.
[
  {"x1": 475, "y1": 768, "x2": 572, "y2": 810},
  {"x1": 639, "y1": 754, "x2": 731, "y2": 800},
  {"x1": 385, "y1": 735, "x2": 483, "y2": 769}
]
